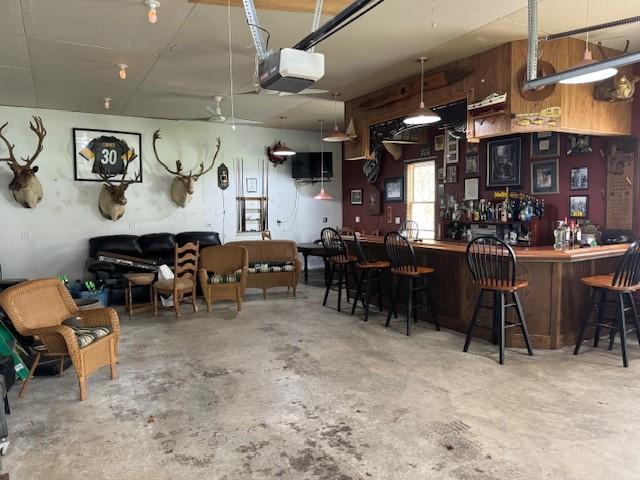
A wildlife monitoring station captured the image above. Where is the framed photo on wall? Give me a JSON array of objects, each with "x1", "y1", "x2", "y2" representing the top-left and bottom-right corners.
[
  {"x1": 465, "y1": 154, "x2": 479, "y2": 175},
  {"x1": 435, "y1": 135, "x2": 445, "y2": 151},
  {"x1": 531, "y1": 158, "x2": 559, "y2": 194},
  {"x1": 530, "y1": 132, "x2": 559, "y2": 158},
  {"x1": 446, "y1": 165, "x2": 458, "y2": 184},
  {"x1": 464, "y1": 177, "x2": 479, "y2": 201},
  {"x1": 567, "y1": 135, "x2": 592, "y2": 155},
  {"x1": 570, "y1": 166, "x2": 588, "y2": 190},
  {"x1": 73, "y1": 128, "x2": 142, "y2": 182},
  {"x1": 367, "y1": 190, "x2": 381, "y2": 215},
  {"x1": 246, "y1": 177, "x2": 258, "y2": 193},
  {"x1": 350, "y1": 189, "x2": 363, "y2": 205},
  {"x1": 486, "y1": 137, "x2": 521, "y2": 187},
  {"x1": 569, "y1": 195, "x2": 589, "y2": 219},
  {"x1": 384, "y1": 177, "x2": 404, "y2": 203},
  {"x1": 437, "y1": 165, "x2": 445, "y2": 182},
  {"x1": 437, "y1": 183, "x2": 445, "y2": 208},
  {"x1": 445, "y1": 133, "x2": 459, "y2": 164}
]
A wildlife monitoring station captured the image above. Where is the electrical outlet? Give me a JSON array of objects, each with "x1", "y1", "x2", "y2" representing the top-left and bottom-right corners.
[
  {"x1": 20, "y1": 231, "x2": 31, "y2": 240},
  {"x1": 395, "y1": 217, "x2": 401, "y2": 225},
  {"x1": 322, "y1": 217, "x2": 328, "y2": 223},
  {"x1": 355, "y1": 216, "x2": 360, "y2": 223}
]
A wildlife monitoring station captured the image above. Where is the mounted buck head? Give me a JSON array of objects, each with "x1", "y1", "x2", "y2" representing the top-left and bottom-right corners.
[
  {"x1": 0, "y1": 116, "x2": 47, "y2": 208},
  {"x1": 152, "y1": 129, "x2": 221, "y2": 208},
  {"x1": 97, "y1": 152, "x2": 140, "y2": 221}
]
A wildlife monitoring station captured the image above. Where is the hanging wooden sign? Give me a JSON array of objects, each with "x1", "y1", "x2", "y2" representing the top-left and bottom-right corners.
[{"x1": 605, "y1": 138, "x2": 637, "y2": 231}]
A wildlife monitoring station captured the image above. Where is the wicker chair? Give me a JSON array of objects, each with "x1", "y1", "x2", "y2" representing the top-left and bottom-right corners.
[
  {"x1": 0, "y1": 278, "x2": 120, "y2": 401},
  {"x1": 153, "y1": 242, "x2": 199, "y2": 317},
  {"x1": 198, "y1": 245, "x2": 249, "y2": 312}
]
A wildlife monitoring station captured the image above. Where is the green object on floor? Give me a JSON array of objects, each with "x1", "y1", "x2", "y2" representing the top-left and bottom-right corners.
[{"x1": 0, "y1": 322, "x2": 28, "y2": 381}]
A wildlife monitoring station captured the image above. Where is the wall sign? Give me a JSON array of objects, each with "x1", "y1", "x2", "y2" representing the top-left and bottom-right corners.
[
  {"x1": 218, "y1": 163, "x2": 229, "y2": 190},
  {"x1": 74, "y1": 128, "x2": 142, "y2": 182},
  {"x1": 605, "y1": 139, "x2": 637, "y2": 231},
  {"x1": 369, "y1": 117, "x2": 405, "y2": 154}
]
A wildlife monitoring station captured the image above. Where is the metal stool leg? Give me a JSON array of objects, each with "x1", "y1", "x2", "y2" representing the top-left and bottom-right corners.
[
  {"x1": 385, "y1": 275, "x2": 399, "y2": 327},
  {"x1": 463, "y1": 290, "x2": 484, "y2": 352},
  {"x1": 337, "y1": 265, "x2": 345, "y2": 312},
  {"x1": 594, "y1": 289, "x2": 606, "y2": 347},
  {"x1": 406, "y1": 277, "x2": 413, "y2": 336},
  {"x1": 618, "y1": 293, "x2": 629, "y2": 367},
  {"x1": 376, "y1": 270, "x2": 383, "y2": 312},
  {"x1": 323, "y1": 263, "x2": 335, "y2": 307},
  {"x1": 513, "y1": 291, "x2": 533, "y2": 356},
  {"x1": 627, "y1": 292, "x2": 640, "y2": 347},
  {"x1": 574, "y1": 288, "x2": 598, "y2": 355},
  {"x1": 364, "y1": 269, "x2": 373, "y2": 322},
  {"x1": 499, "y1": 292, "x2": 506, "y2": 365},
  {"x1": 351, "y1": 267, "x2": 365, "y2": 315}
]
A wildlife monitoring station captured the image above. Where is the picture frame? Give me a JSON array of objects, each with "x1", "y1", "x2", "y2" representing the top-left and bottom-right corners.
[
  {"x1": 530, "y1": 132, "x2": 559, "y2": 158},
  {"x1": 531, "y1": 158, "x2": 559, "y2": 194},
  {"x1": 446, "y1": 193, "x2": 457, "y2": 209},
  {"x1": 464, "y1": 177, "x2": 479, "y2": 200},
  {"x1": 367, "y1": 189, "x2": 381, "y2": 215},
  {"x1": 567, "y1": 135, "x2": 592, "y2": 155},
  {"x1": 446, "y1": 165, "x2": 458, "y2": 184},
  {"x1": 437, "y1": 165, "x2": 445, "y2": 182},
  {"x1": 486, "y1": 137, "x2": 521, "y2": 187},
  {"x1": 434, "y1": 135, "x2": 444, "y2": 151},
  {"x1": 465, "y1": 154, "x2": 479, "y2": 175},
  {"x1": 384, "y1": 177, "x2": 404, "y2": 203},
  {"x1": 350, "y1": 188, "x2": 363, "y2": 205},
  {"x1": 570, "y1": 166, "x2": 588, "y2": 190},
  {"x1": 466, "y1": 142, "x2": 479, "y2": 155},
  {"x1": 386, "y1": 206, "x2": 393, "y2": 223},
  {"x1": 445, "y1": 133, "x2": 459, "y2": 164},
  {"x1": 73, "y1": 128, "x2": 142, "y2": 182},
  {"x1": 569, "y1": 195, "x2": 589, "y2": 219},
  {"x1": 246, "y1": 177, "x2": 258, "y2": 193},
  {"x1": 437, "y1": 183, "x2": 445, "y2": 208}
]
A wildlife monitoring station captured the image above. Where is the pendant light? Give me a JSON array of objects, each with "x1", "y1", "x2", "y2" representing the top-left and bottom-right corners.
[
  {"x1": 273, "y1": 116, "x2": 296, "y2": 157},
  {"x1": 559, "y1": 0, "x2": 617, "y2": 84},
  {"x1": 144, "y1": 0, "x2": 160, "y2": 24},
  {"x1": 404, "y1": 57, "x2": 440, "y2": 126},
  {"x1": 323, "y1": 93, "x2": 350, "y2": 143},
  {"x1": 314, "y1": 120, "x2": 333, "y2": 200}
]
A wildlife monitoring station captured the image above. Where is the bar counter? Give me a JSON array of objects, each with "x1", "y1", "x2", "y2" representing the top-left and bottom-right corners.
[{"x1": 349, "y1": 236, "x2": 630, "y2": 349}]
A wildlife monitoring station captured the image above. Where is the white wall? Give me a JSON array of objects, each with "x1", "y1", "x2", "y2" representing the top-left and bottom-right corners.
[{"x1": 0, "y1": 105, "x2": 341, "y2": 279}]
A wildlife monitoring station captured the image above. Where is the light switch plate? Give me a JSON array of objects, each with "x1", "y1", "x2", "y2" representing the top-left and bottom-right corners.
[
  {"x1": 395, "y1": 217, "x2": 401, "y2": 224},
  {"x1": 355, "y1": 216, "x2": 360, "y2": 223}
]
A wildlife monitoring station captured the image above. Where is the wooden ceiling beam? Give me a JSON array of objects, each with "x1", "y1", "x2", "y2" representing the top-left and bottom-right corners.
[{"x1": 188, "y1": 0, "x2": 351, "y2": 15}]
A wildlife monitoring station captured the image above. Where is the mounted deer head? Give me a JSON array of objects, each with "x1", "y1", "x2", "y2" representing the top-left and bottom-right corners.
[
  {"x1": 97, "y1": 152, "x2": 140, "y2": 221},
  {"x1": 0, "y1": 116, "x2": 47, "y2": 208},
  {"x1": 152, "y1": 130, "x2": 221, "y2": 208}
]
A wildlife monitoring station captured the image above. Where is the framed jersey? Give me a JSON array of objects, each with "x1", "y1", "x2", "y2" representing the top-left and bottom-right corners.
[{"x1": 73, "y1": 128, "x2": 142, "y2": 182}]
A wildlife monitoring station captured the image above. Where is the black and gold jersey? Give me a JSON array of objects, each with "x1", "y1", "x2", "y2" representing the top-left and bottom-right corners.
[{"x1": 79, "y1": 136, "x2": 135, "y2": 175}]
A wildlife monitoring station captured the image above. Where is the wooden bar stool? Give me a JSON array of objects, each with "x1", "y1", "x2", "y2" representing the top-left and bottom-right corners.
[
  {"x1": 574, "y1": 241, "x2": 640, "y2": 367},
  {"x1": 123, "y1": 272, "x2": 155, "y2": 317},
  {"x1": 350, "y1": 234, "x2": 390, "y2": 322},
  {"x1": 321, "y1": 228, "x2": 358, "y2": 312},
  {"x1": 384, "y1": 232, "x2": 439, "y2": 336},
  {"x1": 463, "y1": 235, "x2": 533, "y2": 365}
]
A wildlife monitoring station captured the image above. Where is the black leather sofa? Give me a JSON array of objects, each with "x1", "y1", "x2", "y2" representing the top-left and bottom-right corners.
[{"x1": 86, "y1": 231, "x2": 221, "y2": 305}]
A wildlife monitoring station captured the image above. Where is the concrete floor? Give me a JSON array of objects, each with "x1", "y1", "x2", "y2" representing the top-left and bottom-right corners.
[{"x1": 4, "y1": 276, "x2": 640, "y2": 479}]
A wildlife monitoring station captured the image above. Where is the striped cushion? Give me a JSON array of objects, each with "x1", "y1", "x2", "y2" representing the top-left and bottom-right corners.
[
  {"x1": 208, "y1": 269, "x2": 242, "y2": 284},
  {"x1": 70, "y1": 326, "x2": 112, "y2": 349},
  {"x1": 248, "y1": 263, "x2": 295, "y2": 274}
]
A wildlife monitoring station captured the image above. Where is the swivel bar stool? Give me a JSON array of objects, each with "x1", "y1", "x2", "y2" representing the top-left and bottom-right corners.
[
  {"x1": 574, "y1": 241, "x2": 640, "y2": 367},
  {"x1": 321, "y1": 227, "x2": 358, "y2": 312},
  {"x1": 350, "y1": 234, "x2": 390, "y2": 322},
  {"x1": 463, "y1": 236, "x2": 533, "y2": 365},
  {"x1": 384, "y1": 232, "x2": 439, "y2": 336}
]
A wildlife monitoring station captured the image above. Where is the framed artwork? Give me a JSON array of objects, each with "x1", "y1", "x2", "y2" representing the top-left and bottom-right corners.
[
  {"x1": 350, "y1": 188, "x2": 363, "y2": 205},
  {"x1": 437, "y1": 165, "x2": 445, "y2": 182},
  {"x1": 384, "y1": 177, "x2": 404, "y2": 202},
  {"x1": 465, "y1": 154, "x2": 479, "y2": 175},
  {"x1": 386, "y1": 206, "x2": 393, "y2": 223},
  {"x1": 435, "y1": 135, "x2": 445, "y2": 151},
  {"x1": 531, "y1": 158, "x2": 559, "y2": 194},
  {"x1": 445, "y1": 134, "x2": 459, "y2": 164},
  {"x1": 567, "y1": 135, "x2": 592, "y2": 155},
  {"x1": 464, "y1": 177, "x2": 479, "y2": 201},
  {"x1": 570, "y1": 166, "x2": 588, "y2": 190},
  {"x1": 446, "y1": 193, "x2": 457, "y2": 209},
  {"x1": 569, "y1": 195, "x2": 589, "y2": 219},
  {"x1": 367, "y1": 189, "x2": 381, "y2": 215},
  {"x1": 486, "y1": 137, "x2": 521, "y2": 187},
  {"x1": 466, "y1": 142, "x2": 479, "y2": 155},
  {"x1": 437, "y1": 184, "x2": 445, "y2": 208},
  {"x1": 246, "y1": 177, "x2": 258, "y2": 193},
  {"x1": 446, "y1": 165, "x2": 458, "y2": 184},
  {"x1": 530, "y1": 132, "x2": 559, "y2": 158},
  {"x1": 73, "y1": 128, "x2": 142, "y2": 182}
]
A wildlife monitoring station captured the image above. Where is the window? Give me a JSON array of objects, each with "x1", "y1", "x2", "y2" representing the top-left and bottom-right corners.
[{"x1": 406, "y1": 161, "x2": 436, "y2": 240}]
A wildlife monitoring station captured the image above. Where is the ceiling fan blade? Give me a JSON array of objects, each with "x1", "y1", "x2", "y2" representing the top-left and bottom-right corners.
[
  {"x1": 205, "y1": 104, "x2": 217, "y2": 115},
  {"x1": 298, "y1": 88, "x2": 329, "y2": 95},
  {"x1": 229, "y1": 118, "x2": 264, "y2": 125}
]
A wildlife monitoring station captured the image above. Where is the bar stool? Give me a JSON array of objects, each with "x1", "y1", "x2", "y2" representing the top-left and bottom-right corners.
[
  {"x1": 463, "y1": 236, "x2": 533, "y2": 365},
  {"x1": 399, "y1": 220, "x2": 419, "y2": 240},
  {"x1": 574, "y1": 241, "x2": 640, "y2": 367},
  {"x1": 384, "y1": 232, "x2": 439, "y2": 336},
  {"x1": 123, "y1": 272, "x2": 155, "y2": 317},
  {"x1": 321, "y1": 228, "x2": 358, "y2": 312},
  {"x1": 350, "y1": 234, "x2": 390, "y2": 322}
]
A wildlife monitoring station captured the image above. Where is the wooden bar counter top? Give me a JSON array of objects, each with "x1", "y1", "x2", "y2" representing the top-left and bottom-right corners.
[{"x1": 347, "y1": 236, "x2": 629, "y2": 349}]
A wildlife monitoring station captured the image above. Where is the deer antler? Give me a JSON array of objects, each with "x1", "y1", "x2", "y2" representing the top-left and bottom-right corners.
[
  {"x1": 597, "y1": 42, "x2": 609, "y2": 61},
  {"x1": 152, "y1": 129, "x2": 184, "y2": 175},
  {"x1": 0, "y1": 123, "x2": 18, "y2": 171},
  {"x1": 193, "y1": 137, "x2": 222, "y2": 180},
  {"x1": 21, "y1": 116, "x2": 46, "y2": 168}
]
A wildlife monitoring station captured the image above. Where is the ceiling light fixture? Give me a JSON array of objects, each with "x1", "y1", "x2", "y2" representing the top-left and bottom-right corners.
[
  {"x1": 323, "y1": 93, "x2": 350, "y2": 143},
  {"x1": 314, "y1": 119, "x2": 333, "y2": 201},
  {"x1": 144, "y1": 0, "x2": 160, "y2": 24},
  {"x1": 559, "y1": 0, "x2": 617, "y2": 84},
  {"x1": 104, "y1": 97, "x2": 112, "y2": 110},
  {"x1": 404, "y1": 57, "x2": 441, "y2": 126},
  {"x1": 273, "y1": 116, "x2": 296, "y2": 157},
  {"x1": 118, "y1": 64, "x2": 128, "y2": 80}
]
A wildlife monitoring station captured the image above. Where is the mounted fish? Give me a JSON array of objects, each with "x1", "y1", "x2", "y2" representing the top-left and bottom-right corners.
[
  {"x1": 97, "y1": 152, "x2": 140, "y2": 221},
  {"x1": 0, "y1": 116, "x2": 47, "y2": 208},
  {"x1": 153, "y1": 130, "x2": 221, "y2": 208}
]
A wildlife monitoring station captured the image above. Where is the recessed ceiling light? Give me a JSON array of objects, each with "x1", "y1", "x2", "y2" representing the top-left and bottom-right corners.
[
  {"x1": 118, "y1": 64, "x2": 128, "y2": 80},
  {"x1": 144, "y1": 0, "x2": 160, "y2": 24}
]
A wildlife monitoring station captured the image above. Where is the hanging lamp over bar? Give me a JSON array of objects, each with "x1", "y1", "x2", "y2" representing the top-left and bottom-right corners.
[
  {"x1": 404, "y1": 57, "x2": 441, "y2": 126},
  {"x1": 324, "y1": 93, "x2": 350, "y2": 142},
  {"x1": 314, "y1": 119, "x2": 333, "y2": 200},
  {"x1": 273, "y1": 116, "x2": 296, "y2": 157}
]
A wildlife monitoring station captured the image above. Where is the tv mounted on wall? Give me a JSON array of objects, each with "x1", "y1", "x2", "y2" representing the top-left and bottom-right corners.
[{"x1": 291, "y1": 152, "x2": 333, "y2": 179}]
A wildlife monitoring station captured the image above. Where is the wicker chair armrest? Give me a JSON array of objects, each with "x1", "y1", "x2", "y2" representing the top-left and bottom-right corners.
[
  {"x1": 78, "y1": 307, "x2": 120, "y2": 340},
  {"x1": 32, "y1": 325, "x2": 80, "y2": 358}
]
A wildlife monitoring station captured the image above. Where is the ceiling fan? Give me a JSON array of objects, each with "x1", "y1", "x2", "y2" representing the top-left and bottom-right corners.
[{"x1": 193, "y1": 96, "x2": 263, "y2": 125}]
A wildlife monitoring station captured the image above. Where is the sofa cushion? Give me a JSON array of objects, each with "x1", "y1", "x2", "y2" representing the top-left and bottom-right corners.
[
  {"x1": 249, "y1": 262, "x2": 295, "y2": 274},
  {"x1": 177, "y1": 231, "x2": 221, "y2": 248},
  {"x1": 139, "y1": 233, "x2": 176, "y2": 258},
  {"x1": 89, "y1": 235, "x2": 143, "y2": 258},
  {"x1": 70, "y1": 325, "x2": 111, "y2": 349},
  {"x1": 208, "y1": 269, "x2": 242, "y2": 284}
]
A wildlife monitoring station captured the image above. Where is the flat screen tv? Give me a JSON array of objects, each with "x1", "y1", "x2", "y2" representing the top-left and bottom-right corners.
[{"x1": 291, "y1": 152, "x2": 333, "y2": 179}]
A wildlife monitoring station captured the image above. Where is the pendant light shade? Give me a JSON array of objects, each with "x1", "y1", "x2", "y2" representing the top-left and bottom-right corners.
[
  {"x1": 315, "y1": 119, "x2": 333, "y2": 200},
  {"x1": 404, "y1": 57, "x2": 441, "y2": 126},
  {"x1": 324, "y1": 93, "x2": 350, "y2": 143},
  {"x1": 274, "y1": 116, "x2": 296, "y2": 157}
]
